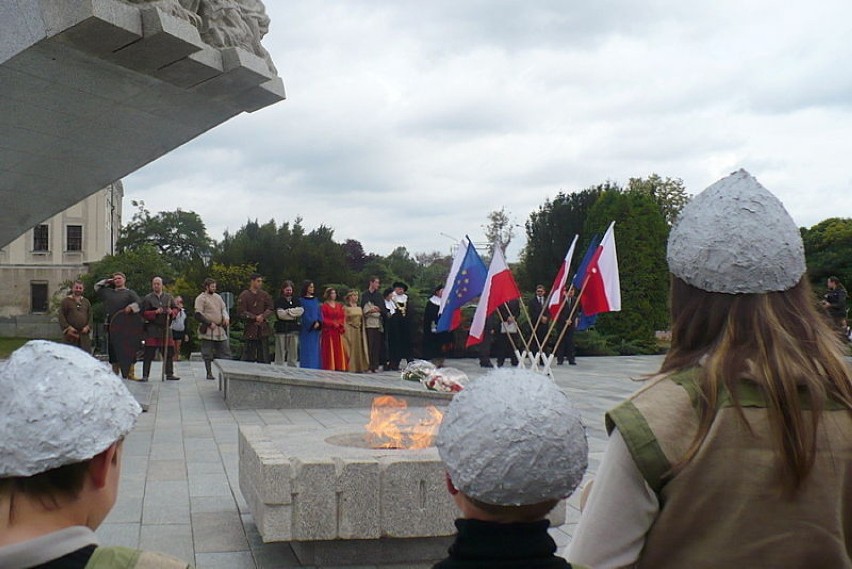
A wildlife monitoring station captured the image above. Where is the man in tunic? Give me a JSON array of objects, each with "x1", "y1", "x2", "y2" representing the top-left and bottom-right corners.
[
  {"x1": 140, "y1": 276, "x2": 180, "y2": 381},
  {"x1": 237, "y1": 273, "x2": 274, "y2": 363},
  {"x1": 194, "y1": 278, "x2": 231, "y2": 380},
  {"x1": 58, "y1": 280, "x2": 92, "y2": 353},
  {"x1": 361, "y1": 276, "x2": 387, "y2": 372},
  {"x1": 95, "y1": 272, "x2": 142, "y2": 379},
  {"x1": 0, "y1": 341, "x2": 190, "y2": 569}
]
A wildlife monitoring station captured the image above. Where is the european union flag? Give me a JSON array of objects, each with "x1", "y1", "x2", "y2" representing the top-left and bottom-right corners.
[{"x1": 436, "y1": 243, "x2": 487, "y2": 332}]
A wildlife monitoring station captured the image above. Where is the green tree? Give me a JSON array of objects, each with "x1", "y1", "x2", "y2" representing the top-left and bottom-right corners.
[
  {"x1": 483, "y1": 207, "x2": 516, "y2": 255},
  {"x1": 626, "y1": 174, "x2": 691, "y2": 227},
  {"x1": 116, "y1": 201, "x2": 213, "y2": 272},
  {"x1": 521, "y1": 184, "x2": 610, "y2": 290},
  {"x1": 583, "y1": 190, "x2": 669, "y2": 350},
  {"x1": 801, "y1": 217, "x2": 852, "y2": 292}
]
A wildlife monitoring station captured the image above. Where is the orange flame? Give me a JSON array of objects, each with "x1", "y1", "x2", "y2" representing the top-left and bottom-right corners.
[{"x1": 365, "y1": 395, "x2": 444, "y2": 449}]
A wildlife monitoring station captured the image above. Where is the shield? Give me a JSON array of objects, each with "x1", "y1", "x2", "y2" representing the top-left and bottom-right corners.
[{"x1": 109, "y1": 311, "x2": 144, "y2": 369}]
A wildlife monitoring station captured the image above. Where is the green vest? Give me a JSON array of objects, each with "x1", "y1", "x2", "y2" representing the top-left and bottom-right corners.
[
  {"x1": 85, "y1": 546, "x2": 191, "y2": 569},
  {"x1": 607, "y1": 369, "x2": 852, "y2": 569}
]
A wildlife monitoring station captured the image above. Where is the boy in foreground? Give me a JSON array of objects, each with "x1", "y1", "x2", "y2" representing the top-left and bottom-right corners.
[
  {"x1": 434, "y1": 368, "x2": 589, "y2": 568},
  {"x1": 0, "y1": 341, "x2": 191, "y2": 569}
]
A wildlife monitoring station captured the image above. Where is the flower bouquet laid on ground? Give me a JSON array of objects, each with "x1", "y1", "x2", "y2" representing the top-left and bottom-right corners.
[{"x1": 401, "y1": 360, "x2": 468, "y2": 393}]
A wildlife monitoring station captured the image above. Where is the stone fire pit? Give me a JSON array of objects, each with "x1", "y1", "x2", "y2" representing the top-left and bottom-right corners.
[
  {"x1": 239, "y1": 418, "x2": 568, "y2": 566},
  {"x1": 239, "y1": 422, "x2": 456, "y2": 565}
]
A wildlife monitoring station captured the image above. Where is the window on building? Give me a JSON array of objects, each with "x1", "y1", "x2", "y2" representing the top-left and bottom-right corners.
[
  {"x1": 33, "y1": 224, "x2": 49, "y2": 252},
  {"x1": 66, "y1": 225, "x2": 83, "y2": 251},
  {"x1": 31, "y1": 282, "x2": 49, "y2": 313}
]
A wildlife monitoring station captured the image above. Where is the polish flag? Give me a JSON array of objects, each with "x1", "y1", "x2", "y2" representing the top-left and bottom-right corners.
[
  {"x1": 580, "y1": 221, "x2": 621, "y2": 316},
  {"x1": 466, "y1": 246, "x2": 522, "y2": 347},
  {"x1": 547, "y1": 235, "x2": 578, "y2": 318}
]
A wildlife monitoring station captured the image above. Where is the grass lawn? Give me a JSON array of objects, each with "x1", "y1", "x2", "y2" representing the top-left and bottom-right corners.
[{"x1": 0, "y1": 338, "x2": 29, "y2": 359}]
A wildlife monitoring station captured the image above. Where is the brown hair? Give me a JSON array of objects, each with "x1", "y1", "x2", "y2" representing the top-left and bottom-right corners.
[
  {"x1": 0, "y1": 460, "x2": 91, "y2": 522},
  {"x1": 662, "y1": 277, "x2": 852, "y2": 492},
  {"x1": 323, "y1": 287, "x2": 337, "y2": 301}
]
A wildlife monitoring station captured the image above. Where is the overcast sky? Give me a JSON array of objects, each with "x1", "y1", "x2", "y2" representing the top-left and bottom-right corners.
[{"x1": 124, "y1": 1, "x2": 852, "y2": 261}]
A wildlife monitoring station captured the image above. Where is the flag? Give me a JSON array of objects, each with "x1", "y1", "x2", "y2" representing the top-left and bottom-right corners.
[
  {"x1": 576, "y1": 313, "x2": 597, "y2": 331},
  {"x1": 438, "y1": 237, "x2": 469, "y2": 317},
  {"x1": 436, "y1": 241, "x2": 488, "y2": 332},
  {"x1": 466, "y1": 245, "x2": 522, "y2": 347},
  {"x1": 580, "y1": 221, "x2": 621, "y2": 316},
  {"x1": 571, "y1": 234, "x2": 601, "y2": 290},
  {"x1": 547, "y1": 235, "x2": 578, "y2": 318}
]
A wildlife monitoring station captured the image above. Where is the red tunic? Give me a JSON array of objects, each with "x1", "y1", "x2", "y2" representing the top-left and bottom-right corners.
[{"x1": 321, "y1": 302, "x2": 348, "y2": 371}]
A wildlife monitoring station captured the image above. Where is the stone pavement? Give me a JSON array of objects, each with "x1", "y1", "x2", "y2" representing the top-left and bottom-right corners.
[{"x1": 96, "y1": 355, "x2": 664, "y2": 568}]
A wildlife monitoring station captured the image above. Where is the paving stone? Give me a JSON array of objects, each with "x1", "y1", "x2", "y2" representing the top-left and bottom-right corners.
[
  {"x1": 195, "y1": 551, "x2": 256, "y2": 569},
  {"x1": 140, "y1": 523, "x2": 194, "y2": 564},
  {"x1": 191, "y1": 510, "x2": 249, "y2": 553}
]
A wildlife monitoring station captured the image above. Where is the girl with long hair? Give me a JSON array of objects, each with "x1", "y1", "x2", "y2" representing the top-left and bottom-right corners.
[{"x1": 568, "y1": 170, "x2": 852, "y2": 568}]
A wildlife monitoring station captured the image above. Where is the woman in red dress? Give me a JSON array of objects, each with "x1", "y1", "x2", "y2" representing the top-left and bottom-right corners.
[{"x1": 320, "y1": 287, "x2": 348, "y2": 371}]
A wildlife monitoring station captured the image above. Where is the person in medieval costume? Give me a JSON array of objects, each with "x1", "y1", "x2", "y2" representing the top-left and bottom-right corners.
[
  {"x1": 94, "y1": 272, "x2": 142, "y2": 380},
  {"x1": 434, "y1": 368, "x2": 589, "y2": 569},
  {"x1": 140, "y1": 276, "x2": 181, "y2": 381},
  {"x1": 58, "y1": 279, "x2": 92, "y2": 353},
  {"x1": 194, "y1": 278, "x2": 231, "y2": 380},
  {"x1": 386, "y1": 281, "x2": 412, "y2": 371},
  {"x1": 568, "y1": 170, "x2": 852, "y2": 568}
]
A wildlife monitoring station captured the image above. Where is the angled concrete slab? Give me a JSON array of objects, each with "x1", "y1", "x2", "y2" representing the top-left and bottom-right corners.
[{"x1": 0, "y1": 0, "x2": 285, "y2": 248}]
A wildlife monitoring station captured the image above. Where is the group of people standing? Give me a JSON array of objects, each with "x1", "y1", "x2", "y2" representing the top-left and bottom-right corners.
[{"x1": 238, "y1": 275, "x2": 416, "y2": 373}]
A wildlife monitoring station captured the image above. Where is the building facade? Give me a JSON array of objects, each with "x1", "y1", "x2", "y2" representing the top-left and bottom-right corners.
[{"x1": 0, "y1": 183, "x2": 122, "y2": 336}]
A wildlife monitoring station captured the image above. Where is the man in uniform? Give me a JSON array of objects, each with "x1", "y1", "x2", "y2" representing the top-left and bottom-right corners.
[
  {"x1": 95, "y1": 272, "x2": 141, "y2": 379},
  {"x1": 58, "y1": 279, "x2": 92, "y2": 353},
  {"x1": 237, "y1": 273, "x2": 273, "y2": 363},
  {"x1": 194, "y1": 277, "x2": 232, "y2": 380},
  {"x1": 140, "y1": 276, "x2": 181, "y2": 381},
  {"x1": 0, "y1": 340, "x2": 191, "y2": 568}
]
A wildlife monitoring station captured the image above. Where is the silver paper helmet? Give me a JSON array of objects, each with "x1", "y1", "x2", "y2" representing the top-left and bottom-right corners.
[
  {"x1": 436, "y1": 368, "x2": 588, "y2": 506},
  {"x1": 667, "y1": 169, "x2": 806, "y2": 294},
  {"x1": 0, "y1": 340, "x2": 142, "y2": 477}
]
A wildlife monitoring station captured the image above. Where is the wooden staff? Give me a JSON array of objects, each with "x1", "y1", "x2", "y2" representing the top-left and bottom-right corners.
[
  {"x1": 518, "y1": 300, "x2": 548, "y2": 370},
  {"x1": 548, "y1": 276, "x2": 594, "y2": 368}
]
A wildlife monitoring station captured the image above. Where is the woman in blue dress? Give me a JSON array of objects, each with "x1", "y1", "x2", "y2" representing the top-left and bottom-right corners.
[{"x1": 299, "y1": 280, "x2": 322, "y2": 368}]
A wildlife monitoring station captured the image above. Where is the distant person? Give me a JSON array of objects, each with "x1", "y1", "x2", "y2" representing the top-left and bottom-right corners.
[
  {"x1": 567, "y1": 170, "x2": 852, "y2": 568},
  {"x1": 237, "y1": 273, "x2": 273, "y2": 363},
  {"x1": 343, "y1": 290, "x2": 369, "y2": 372},
  {"x1": 140, "y1": 276, "x2": 180, "y2": 381},
  {"x1": 170, "y1": 295, "x2": 188, "y2": 361},
  {"x1": 58, "y1": 279, "x2": 92, "y2": 353},
  {"x1": 434, "y1": 368, "x2": 588, "y2": 569},
  {"x1": 274, "y1": 280, "x2": 303, "y2": 367},
  {"x1": 95, "y1": 272, "x2": 142, "y2": 379},
  {"x1": 320, "y1": 287, "x2": 347, "y2": 371},
  {"x1": 299, "y1": 280, "x2": 322, "y2": 369},
  {"x1": 382, "y1": 287, "x2": 396, "y2": 370},
  {"x1": 422, "y1": 285, "x2": 454, "y2": 366},
  {"x1": 494, "y1": 298, "x2": 520, "y2": 367},
  {"x1": 526, "y1": 284, "x2": 550, "y2": 356},
  {"x1": 361, "y1": 277, "x2": 387, "y2": 373},
  {"x1": 0, "y1": 340, "x2": 191, "y2": 568},
  {"x1": 386, "y1": 281, "x2": 412, "y2": 371},
  {"x1": 194, "y1": 278, "x2": 231, "y2": 380},
  {"x1": 822, "y1": 276, "x2": 848, "y2": 341},
  {"x1": 554, "y1": 285, "x2": 578, "y2": 366}
]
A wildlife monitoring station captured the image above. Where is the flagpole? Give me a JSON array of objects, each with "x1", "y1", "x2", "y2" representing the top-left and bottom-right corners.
[
  {"x1": 496, "y1": 302, "x2": 524, "y2": 364},
  {"x1": 549, "y1": 273, "x2": 593, "y2": 364},
  {"x1": 518, "y1": 300, "x2": 547, "y2": 369}
]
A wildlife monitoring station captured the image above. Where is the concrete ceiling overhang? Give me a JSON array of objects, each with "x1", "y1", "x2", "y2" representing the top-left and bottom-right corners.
[{"x1": 0, "y1": 0, "x2": 285, "y2": 248}]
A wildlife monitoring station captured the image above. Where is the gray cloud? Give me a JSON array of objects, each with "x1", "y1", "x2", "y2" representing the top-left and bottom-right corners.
[{"x1": 124, "y1": 0, "x2": 852, "y2": 260}]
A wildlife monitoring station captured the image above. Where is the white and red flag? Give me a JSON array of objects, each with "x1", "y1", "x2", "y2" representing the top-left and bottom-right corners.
[
  {"x1": 547, "y1": 234, "x2": 578, "y2": 318},
  {"x1": 580, "y1": 221, "x2": 621, "y2": 316},
  {"x1": 466, "y1": 245, "x2": 522, "y2": 347}
]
